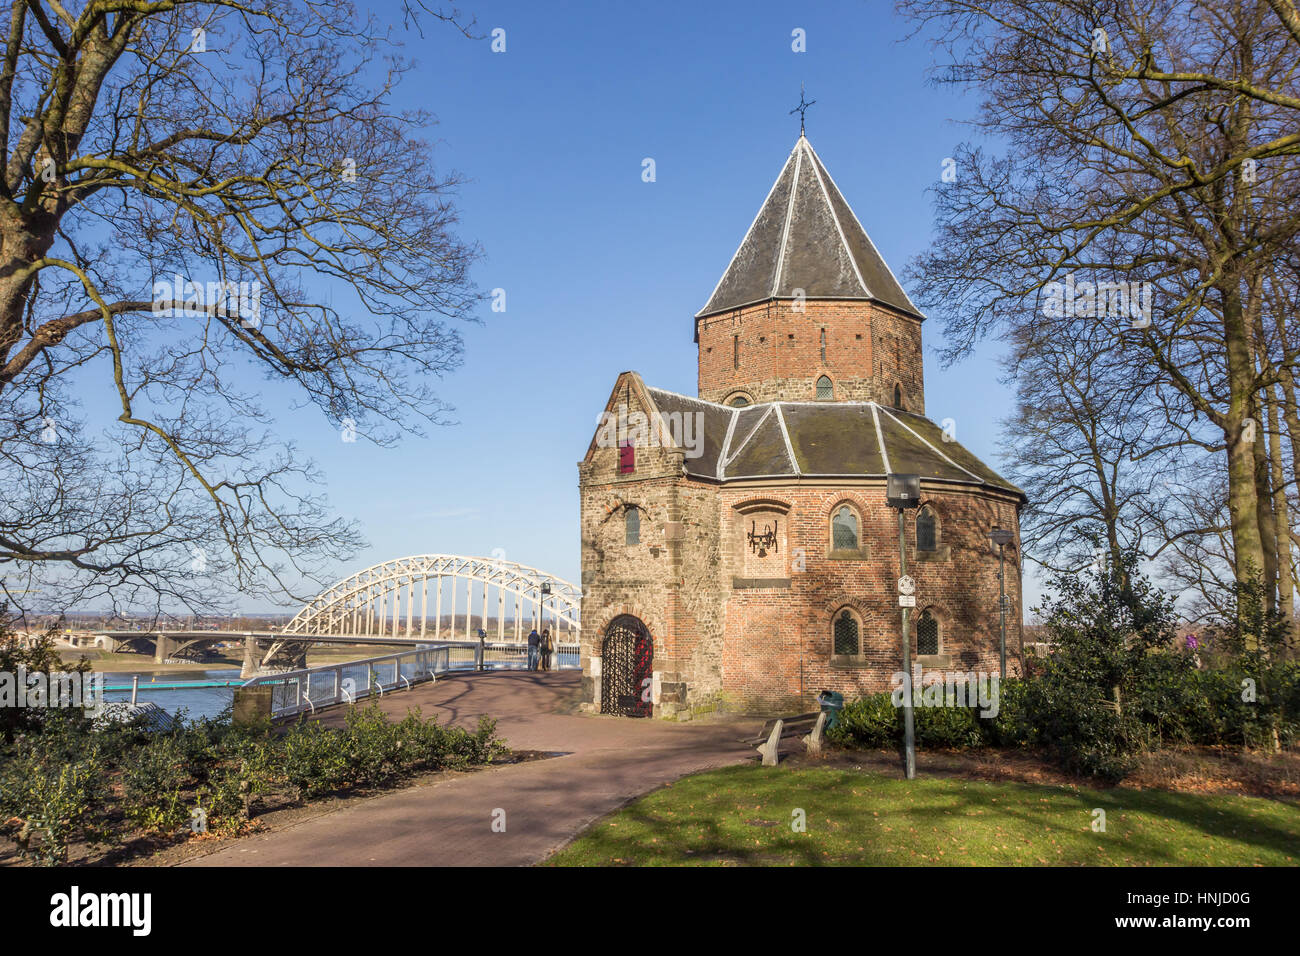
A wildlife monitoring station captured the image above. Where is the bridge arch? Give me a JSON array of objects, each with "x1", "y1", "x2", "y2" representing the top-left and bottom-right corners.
[{"x1": 284, "y1": 554, "x2": 580, "y2": 642}]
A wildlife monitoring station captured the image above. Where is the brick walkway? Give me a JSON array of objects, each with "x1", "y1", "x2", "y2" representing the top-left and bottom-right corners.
[{"x1": 184, "y1": 671, "x2": 763, "y2": 867}]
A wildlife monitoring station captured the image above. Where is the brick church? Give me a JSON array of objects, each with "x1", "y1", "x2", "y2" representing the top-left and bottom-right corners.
[{"x1": 577, "y1": 133, "x2": 1026, "y2": 718}]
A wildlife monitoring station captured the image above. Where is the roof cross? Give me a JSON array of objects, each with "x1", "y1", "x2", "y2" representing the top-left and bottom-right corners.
[{"x1": 789, "y1": 83, "x2": 816, "y2": 135}]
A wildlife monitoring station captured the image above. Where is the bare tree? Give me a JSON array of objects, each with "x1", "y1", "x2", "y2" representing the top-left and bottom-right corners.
[
  {"x1": 900, "y1": 0, "x2": 1300, "y2": 628},
  {"x1": 1000, "y1": 319, "x2": 1170, "y2": 576},
  {"x1": 0, "y1": 1, "x2": 480, "y2": 618}
]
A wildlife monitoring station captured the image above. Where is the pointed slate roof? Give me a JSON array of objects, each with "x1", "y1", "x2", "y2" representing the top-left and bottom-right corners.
[
  {"x1": 643, "y1": 386, "x2": 1023, "y2": 498},
  {"x1": 696, "y1": 135, "x2": 924, "y2": 320}
]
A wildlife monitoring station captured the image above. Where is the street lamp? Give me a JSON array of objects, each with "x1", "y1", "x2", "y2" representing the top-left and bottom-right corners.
[
  {"x1": 988, "y1": 527, "x2": 1015, "y2": 680},
  {"x1": 886, "y1": 473, "x2": 922, "y2": 780}
]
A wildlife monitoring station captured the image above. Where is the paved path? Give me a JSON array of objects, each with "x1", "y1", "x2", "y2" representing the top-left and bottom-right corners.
[{"x1": 185, "y1": 671, "x2": 763, "y2": 866}]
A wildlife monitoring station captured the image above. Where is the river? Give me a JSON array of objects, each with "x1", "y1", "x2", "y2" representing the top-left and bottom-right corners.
[{"x1": 100, "y1": 668, "x2": 243, "y2": 723}]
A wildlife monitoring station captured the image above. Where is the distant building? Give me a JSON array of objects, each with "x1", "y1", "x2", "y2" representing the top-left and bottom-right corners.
[{"x1": 578, "y1": 134, "x2": 1026, "y2": 717}]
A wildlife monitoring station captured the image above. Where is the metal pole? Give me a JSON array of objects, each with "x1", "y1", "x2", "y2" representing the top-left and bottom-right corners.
[
  {"x1": 998, "y1": 543, "x2": 1007, "y2": 681},
  {"x1": 466, "y1": 580, "x2": 474, "y2": 641},
  {"x1": 898, "y1": 508, "x2": 916, "y2": 780},
  {"x1": 407, "y1": 579, "x2": 415, "y2": 638},
  {"x1": 435, "y1": 576, "x2": 443, "y2": 641}
]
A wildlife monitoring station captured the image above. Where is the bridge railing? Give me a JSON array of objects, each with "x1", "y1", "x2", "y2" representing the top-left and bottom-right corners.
[
  {"x1": 436, "y1": 640, "x2": 580, "y2": 671},
  {"x1": 241, "y1": 641, "x2": 580, "y2": 718},
  {"x1": 242, "y1": 646, "x2": 450, "y2": 719}
]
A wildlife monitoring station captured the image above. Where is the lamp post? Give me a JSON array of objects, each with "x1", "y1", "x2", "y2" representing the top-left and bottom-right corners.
[
  {"x1": 989, "y1": 527, "x2": 1014, "y2": 681},
  {"x1": 540, "y1": 579, "x2": 552, "y2": 638},
  {"x1": 887, "y1": 473, "x2": 922, "y2": 780}
]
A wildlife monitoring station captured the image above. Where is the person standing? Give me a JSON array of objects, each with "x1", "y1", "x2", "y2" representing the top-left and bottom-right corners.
[
  {"x1": 527, "y1": 627, "x2": 541, "y2": 671},
  {"x1": 541, "y1": 628, "x2": 553, "y2": 671}
]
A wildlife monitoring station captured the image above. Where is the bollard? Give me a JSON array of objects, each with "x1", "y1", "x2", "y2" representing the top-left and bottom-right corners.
[{"x1": 131, "y1": 674, "x2": 139, "y2": 705}]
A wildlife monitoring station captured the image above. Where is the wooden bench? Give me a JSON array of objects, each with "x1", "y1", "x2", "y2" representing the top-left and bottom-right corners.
[
  {"x1": 746, "y1": 711, "x2": 827, "y2": 765},
  {"x1": 745, "y1": 712, "x2": 820, "y2": 746}
]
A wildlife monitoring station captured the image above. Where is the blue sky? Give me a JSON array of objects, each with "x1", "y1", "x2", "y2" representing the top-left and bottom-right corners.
[{"x1": 201, "y1": 0, "x2": 1030, "y2": 610}]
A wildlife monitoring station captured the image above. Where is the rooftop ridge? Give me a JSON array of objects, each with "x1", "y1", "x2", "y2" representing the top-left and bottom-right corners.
[{"x1": 695, "y1": 135, "x2": 924, "y2": 320}]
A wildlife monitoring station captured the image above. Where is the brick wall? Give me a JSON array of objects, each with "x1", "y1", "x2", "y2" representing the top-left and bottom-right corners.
[
  {"x1": 716, "y1": 483, "x2": 1022, "y2": 712},
  {"x1": 695, "y1": 299, "x2": 925, "y2": 413},
  {"x1": 578, "y1": 373, "x2": 1023, "y2": 718}
]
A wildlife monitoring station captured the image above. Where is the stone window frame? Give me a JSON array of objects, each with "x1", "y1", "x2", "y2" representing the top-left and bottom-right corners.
[
  {"x1": 830, "y1": 603, "x2": 867, "y2": 666},
  {"x1": 724, "y1": 389, "x2": 755, "y2": 408},
  {"x1": 914, "y1": 605, "x2": 951, "y2": 668},
  {"x1": 913, "y1": 502, "x2": 951, "y2": 562},
  {"x1": 815, "y1": 374, "x2": 834, "y2": 400},
  {"x1": 826, "y1": 497, "x2": 869, "y2": 560}
]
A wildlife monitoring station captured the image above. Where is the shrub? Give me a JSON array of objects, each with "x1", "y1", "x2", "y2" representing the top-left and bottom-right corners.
[
  {"x1": 984, "y1": 677, "x2": 1030, "y2": 746},
  {"x1": 448, "y1": 716, "x2": 508, "y2": 766},
  {"x1": 282, "y1": 720, "x2": 350, "y2": 799},
  {"x1": 827, "y1": 690, "x2": 989, "y2": 751},
  {"x1": 0, "y1": 741, "x2": 110, "y2": 865},
  {"x1": 120, "y1": 735, "x2": 193, "y2": 831},
  {"x1": 341, "y1": 702, "x2": 410, "y2": 787},
  {"x1": 827, "y1": 693, "x2": 898, "y2": 748},
  {"x1": 913, "y1": 702, "x2": 985, "y2": 749},
  {"x1": 0, "y1": 607, "x2": 94, "y2": 744}
]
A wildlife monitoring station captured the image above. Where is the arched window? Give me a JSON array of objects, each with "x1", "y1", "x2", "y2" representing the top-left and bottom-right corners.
[
  {"x1": 916, "y1": 609, "x2": 940, "y2": 655},
  {"x1": 833, "y1": 608, "x2": 860, "y2": 656},
  {"x1": 831, "y1": 505, "x2": 859, "y2": 551},
  {"x1": 726, "y1": 393, "x2": 750, "y2": 407},
  {"x1": 816, "y1": 375, "x2": 833, "y2": 400},
  {"x1": 893, "y1": 383, "x2": 903, "y2": 409},
  {"x1": 917, "y1": 506, "x2": 937, "y2": 552},
  {"x1": 625, "y1": 507, "x2": 640, "y2": 545}
]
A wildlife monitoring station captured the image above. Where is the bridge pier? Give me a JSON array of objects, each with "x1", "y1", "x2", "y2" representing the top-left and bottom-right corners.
[
  {"x1": 153, "y1": 633, "x2": 178, "y2": 664},
  {"x1": 240, "y1": 635, "x2": 260, "y2": 680}
]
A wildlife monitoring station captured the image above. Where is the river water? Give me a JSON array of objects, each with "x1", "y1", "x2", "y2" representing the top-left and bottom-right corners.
[{"x1": 100, "y1": 668, "x2": 242, "y2": 723}]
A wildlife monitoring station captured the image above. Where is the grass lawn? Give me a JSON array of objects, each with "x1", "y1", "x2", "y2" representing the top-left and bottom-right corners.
[{"x1": 546, "y1": 765, "x2": 1300, "y2": 866}]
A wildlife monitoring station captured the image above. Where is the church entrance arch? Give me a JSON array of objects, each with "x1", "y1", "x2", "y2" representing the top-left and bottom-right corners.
[{"x1": 600, "y1": 615, "x2": 654, "y2": 717}]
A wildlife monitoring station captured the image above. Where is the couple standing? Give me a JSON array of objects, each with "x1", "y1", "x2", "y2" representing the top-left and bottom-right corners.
[{"x1": 527, "y1": 627, "x2": 554, "y2": 671}]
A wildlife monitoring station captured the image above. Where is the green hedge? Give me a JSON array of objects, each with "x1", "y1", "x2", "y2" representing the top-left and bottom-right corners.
[
  {"x1": 828, "y1": 657, "x2": 1299, "y2": 782},
  {"x1": 0, "y1": 701, "x2": 507, "y2": 864}
]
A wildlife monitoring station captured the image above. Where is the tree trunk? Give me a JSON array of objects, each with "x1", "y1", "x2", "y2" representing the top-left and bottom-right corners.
[
  {"x1": 1252, "y1": 418, "x2": 1279, "y2": 614},
  {"x1": 1265, "y1": 386, "x2": 1296, "y2": 639},
  {"x1": 1223, "y1": 290, "x2": 1267, "y2": 640}
]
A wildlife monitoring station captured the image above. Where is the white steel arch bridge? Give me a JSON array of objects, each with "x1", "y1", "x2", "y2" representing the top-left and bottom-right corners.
[{"x1": 284, "y1": 554, "x2": 581, "y2": 642}]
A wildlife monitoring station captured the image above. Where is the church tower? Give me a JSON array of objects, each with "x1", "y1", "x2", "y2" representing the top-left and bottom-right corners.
[
  {"x1": 578, "y1": 124, "x2": 1025, "y2": 720},
  {"x1": 694, "y1": 135, "x2": 926, "y2": 412}
]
